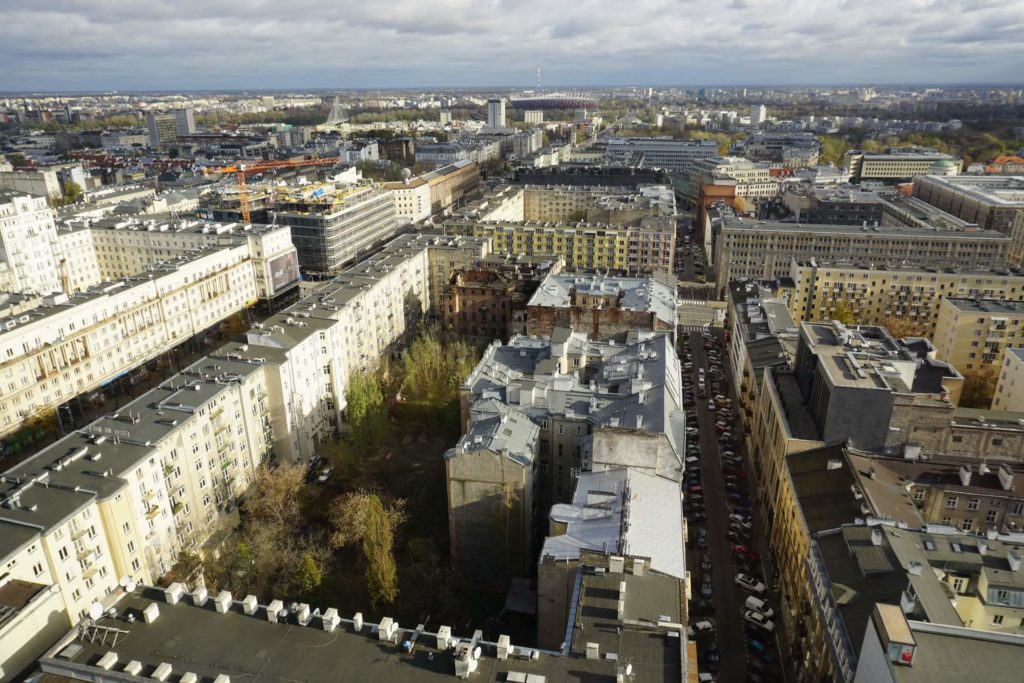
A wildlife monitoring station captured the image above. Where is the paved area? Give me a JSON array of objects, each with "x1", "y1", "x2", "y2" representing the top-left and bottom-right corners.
[{"x1": 680, "y1": 239, "x2": 787, "y2": 682}]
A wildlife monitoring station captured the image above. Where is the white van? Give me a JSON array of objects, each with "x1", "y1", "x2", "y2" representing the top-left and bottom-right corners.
[{"x1": 745, "y1": 595, "x2": 774, "y2": 619}]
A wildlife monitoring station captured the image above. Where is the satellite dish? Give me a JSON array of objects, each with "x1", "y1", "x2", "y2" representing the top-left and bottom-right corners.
[
  {"x1": 125, "y1": 580, "x2": 137, "y2": 593},
  {"x1": 118, "y1": 576, "x2": 130, "y2": 588},
  {"x1": 401, "y1": 167, "x2": 412, "y2": 180},
  {"x1": 625, "y1": 664, "x2": 633, "y2": 676},
  {"x1": 88, "y1": 602, "x2": 104, "y2": 620},
  {"x1": 473, "y1": 647, "x2": 482, "y2": 660}
]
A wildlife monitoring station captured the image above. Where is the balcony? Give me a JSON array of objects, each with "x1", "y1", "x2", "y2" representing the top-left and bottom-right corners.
[
  {"x1": 172, "y1": 502, "x2": 184, "y2": 515},
  {"x1": 145, "y1": 505, "x2": 160, "y2": 520}
]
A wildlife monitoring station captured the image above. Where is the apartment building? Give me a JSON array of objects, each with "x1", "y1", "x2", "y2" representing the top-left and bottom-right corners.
[
  {"x1": 685, "y1": 156, "x2": 781, "y2": 203},
  {"x1": 726, "y1": 280, "x2": 799, "y2": 423},
  {"x1": 993, "y1": 348, "x2": 1024, "y2": 412},
  {"x1": 381, "y1": 177, "x2": 431, "y2": 225},
  {"x1": 56, "y1": 217, "x2": 300, "y2": 302},
  {"x1": 0, "y1": 244, "x2": 269, "y2": 438},
  {"x1": 710, "y1": 215, "x2": 1010, "y2": 291},
  {"x1": 603, "y1": 137, "x2": 718, "y2": 171},
  {"x1": 794, "y1": 322, "x2": 964, "y2": 449},
  {"x1": 933, "y1": 298, "x2": 1024, "y2": 375},
  {"x1": 445, "y1": 185, "x2": 676, "y2": 273},
  {"x1": 220, "y1": 233, "x2": 489, "y2": 461},
  {"x1": 422, "y1": 160, "x2": 480, "y2": 218},
  {"x1": 526, "y1": 272, "x2": 677, "y2": 341},
  {"x1": 146, "y1": 113, "x2": 178, "y2": 149},
  {"x1": 536, "y1": 467, "x2": 685, "y2": 648},
  {"x1": 31, "y1": 556, "x2": 690, "y2": 683},
  {"x1": 0, "y1": 191, "x2": 62, "y2": 295},
  {"x1": 743, "y1": 132, "x2": 820, "y2": 167},
  {"x1": 913, "y1": 175, "x2": 1024, "y2": 233},
  {"x1": 271, "y1": 184, "x2": 397, "y2": 273},
  {"x1": 788, "y1": 260, "x2": 1024, "y2": 337},
  {"x1": 844, "y1": 147, "x2": 961, "y2": 182},
  {"x1": 771, "y1": 440, "x2": 1024, "y2": 682},
  {"x1": 449, "y1": 329, "x2": 685, "y2": 580},
  {"x1": 0, "y1": 356, "x2": 274, "y2": 679},
  {"x1": 1010, "y1": 210, "x2": 1024, "y2": 267},
  {"x1": 442, "y1": 269, "x2": 523, "y2": 341}
]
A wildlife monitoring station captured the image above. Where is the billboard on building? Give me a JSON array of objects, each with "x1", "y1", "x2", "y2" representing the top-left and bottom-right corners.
[{"x1": 268, "y1": 251, "x2": 300, "y2": 296}]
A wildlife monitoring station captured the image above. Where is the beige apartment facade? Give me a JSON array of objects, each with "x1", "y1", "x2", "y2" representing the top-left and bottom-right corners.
[
  {"x1": 788, "y1": 259, "x2": 1024, "y2": 336},
  {"x1": 933, "y1": 298, "x2": 1024, "y2": 375},
  {"x1": 993, "y1": 348, "x2": 1024, "y2": 412}
]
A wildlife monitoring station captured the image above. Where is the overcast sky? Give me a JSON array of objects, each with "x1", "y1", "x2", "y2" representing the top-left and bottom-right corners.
[{"x1": 2, "y1": 0, "x2": 1023, "y2": 91}]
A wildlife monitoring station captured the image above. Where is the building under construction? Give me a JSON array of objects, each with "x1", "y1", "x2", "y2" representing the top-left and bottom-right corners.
[{"x1": 270, "y1": 183, "x2": 398, "y2": 273}]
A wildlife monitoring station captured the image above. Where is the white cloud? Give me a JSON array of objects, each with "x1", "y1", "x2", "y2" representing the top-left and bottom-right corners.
[{"x1": 0, "y1": 0, "x2": 1022, "y2": 89}]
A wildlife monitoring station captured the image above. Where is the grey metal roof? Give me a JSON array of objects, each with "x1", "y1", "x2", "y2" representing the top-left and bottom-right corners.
[{"x1": 528, "y1": 273, "x2": 677, "y2": 327}]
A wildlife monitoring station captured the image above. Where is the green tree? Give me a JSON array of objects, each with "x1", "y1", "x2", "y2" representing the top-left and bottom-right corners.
[
  {"x1": 819, "y1": 136, "x2": 850, "y2": 166},
  {"x1": 294, "y1": 551, "x2": 323, "y2": 596},
  {"x1": 63, "y1": 181, "x2": 83, "y2": 204},
  {"x1": 363, "y1": 494, "x2": 400, "y2": 608},
  {"x1": 345, "y1": 370, "x2": 387, "y2": 455},
  {"x1": 830, "y1": 300, "x2": 859, "y2": 326},
  {"x1": 401, "y1": 328, "x2": 478, "y2": 424}
]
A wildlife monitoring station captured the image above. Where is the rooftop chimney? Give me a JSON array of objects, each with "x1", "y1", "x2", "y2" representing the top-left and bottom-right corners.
[
  {"x1": 998, "y1": 464, "x2": 1014, "y2": 492},
  {"x1": 871, "y1": 528, "x2": 883, "y2": 546},
  {"x1": 959, "y1": 465, "x2": 972, "y2": 487},
  {"x1": 1009, "y1": 550, "x2": 1022, "y2": 572}
]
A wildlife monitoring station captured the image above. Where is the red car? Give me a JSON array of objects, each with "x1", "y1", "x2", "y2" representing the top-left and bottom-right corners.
[{"x1": 733, "y1": 545, "x2": 762, "y2": 562}]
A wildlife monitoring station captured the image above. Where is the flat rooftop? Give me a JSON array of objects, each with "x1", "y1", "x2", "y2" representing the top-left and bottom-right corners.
[
  {"x1": 39, "y1": 587, "x2": 669, "y2": 683},
  {"x1": 719, "y1": 217, "x2": 1007, "y2": 240},
  {"x1": 890, "y1": 621, "x2": 1024, "y2": 683},
  {"x1": 917, "y1": 175, "x2": 1024, "y2": 207},
  {"x1": 943, "y1": 298, "x2": 1024, "y2": 315}
]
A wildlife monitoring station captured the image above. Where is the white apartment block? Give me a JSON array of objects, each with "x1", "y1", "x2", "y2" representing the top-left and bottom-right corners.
[
  {"x1": 56, "y1": 217, "x2": 299, "y2": 300},
  {"x1": 0, "y1": 356, "x2": 274, "y2": 679},
  {"x1": 687, "y1": 156, "x2": 781, "y2": 202},
  {"x1": 0, "y1": 224, "x2": 298, "y2": 437},
  {"x1": 220, "y1": 233, "x2": 490, "y2": 461},
  {"x1": 0, "y1": 192, "x2": 62, "y2": 295},
  {"x1": 382, "y1": 178, "x2": 432, "y2": 225}
]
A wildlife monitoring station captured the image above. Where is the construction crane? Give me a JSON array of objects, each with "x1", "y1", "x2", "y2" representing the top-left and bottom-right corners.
[{"x1": 204, "y1": 157, "x2": 341, "y2": 223}]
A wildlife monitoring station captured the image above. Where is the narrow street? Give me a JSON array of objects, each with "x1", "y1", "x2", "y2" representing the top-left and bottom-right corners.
[{"x1": 680, "y1": 233, "x2": 786, "y2": 682}]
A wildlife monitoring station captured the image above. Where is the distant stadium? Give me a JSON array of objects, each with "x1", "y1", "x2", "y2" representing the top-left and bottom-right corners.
[{"x1": 509, "y1": 92, "x2": 597, "y2": 110}]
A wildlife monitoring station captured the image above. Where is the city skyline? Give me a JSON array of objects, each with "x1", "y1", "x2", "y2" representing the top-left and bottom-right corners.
[{"x1": 2, "y1": 0, "x2": 1024, "y2": 91}]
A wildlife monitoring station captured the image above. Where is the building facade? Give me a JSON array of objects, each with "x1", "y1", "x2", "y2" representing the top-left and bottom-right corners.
[
  {"x1": 933, "y1": 298, "x2": 1024, "y2": 375},
  {"x1": 0, "y1": 191, "x2": 62, "y2": 295},
  {"x1": 993, "y1": 348, "x2": 1024, "y2": 412},
  {"x1": 913, "y1": 175, "x2": 1024, "y2": 234}
]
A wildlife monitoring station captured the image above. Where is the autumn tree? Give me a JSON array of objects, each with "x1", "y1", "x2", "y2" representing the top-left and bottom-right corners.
[
  {"x1": 205, "y1": 462, "x2": 328, "y2": 599},
  {"x1": 960, "y1": 365, "x2": 999, "y2": 409},
  {"x1": 830, "y1": 300, "x2": 860, "y2": 326},
  {"x1": 882, "y1": 317, "x2": 927, "y2": 339},
  {"x1": 329, "y1": 490, "x2": 406, "y2": 609},
  {"x1": 819, "y1": 136, "x2": 850, "y2": 167}
]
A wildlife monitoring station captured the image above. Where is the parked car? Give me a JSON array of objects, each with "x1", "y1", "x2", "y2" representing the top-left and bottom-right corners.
[
  {"x1": 735, "y1": 573, "x2": 767, "y2": 594},
  {"x1": 701, "y1": 577, "x2": 713, "y2": 597},
  {"x1": 697, "y1": 528, "x2": 709, "y2": 548},
  {"x1": 743, "y1": 609, "x2": 775, "y2": 632},
  {"x1": 688, "y1": 620, "x2": 715, "y2": 637},
  {"x1": 729, "y1": 513, "x2": 753, "y2": 530},
  {"x1": 707, "y1": 400, "x2": 716, "y2": 411},
  {"x1": 745, "y1": 595, "x2": 774, "y2": 619},
  {"x1": 316, "y1": 465, "x2": 335, "y2": 484},
  {"x1": 734, "y1": 545, "x2": 762, "y2": 563}
]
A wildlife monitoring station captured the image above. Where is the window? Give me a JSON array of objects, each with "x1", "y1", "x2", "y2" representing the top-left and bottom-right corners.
[
  {"x1": 127, "y1": 540, "x2": 136, "y2": 554},
  {"x1": 1013, "y1": 503, "x2": 1024, "y2": 516},
  {"x1": 993, "y1": 614, "x2": 1005, "y2": 625},
  {"x1": 987, "y1": 510, "x2": 999, "y2": 523},
  {"x1": 131, "y1": 558, "x2": 141, "y2": 572},
  {"x1": 913, "y1": 489, "x2": 925, "y2": 502},
  {"x1": 951, "y1": 577, "x2": 967, "y2": 593},
  {"x1": 961, "y1": 519, "x2": 974, "y2": 532},
  {"x1": 946, "y1": 496, "x2": 958, "y2": 510},
  {"x1": 57, "y1": 546, "x2": 69, "y2": 561},
  {"x1": 968, "y1": 498, "x2": 979, "y2": 511}
]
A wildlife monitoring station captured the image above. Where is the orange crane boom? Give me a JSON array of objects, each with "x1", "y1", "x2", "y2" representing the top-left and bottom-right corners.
[{"x1": 204, "y1": 157, "x2": 341, "y2": 223}]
